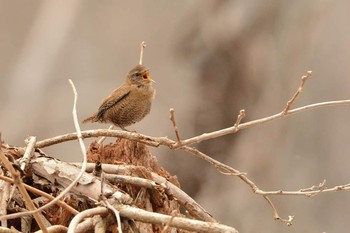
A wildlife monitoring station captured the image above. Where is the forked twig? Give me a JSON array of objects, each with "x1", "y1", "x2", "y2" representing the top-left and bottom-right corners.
[
  {"x1": 263, "y1": 195, "x2": 294, "y2": 226},
  {"x1": 169, "y1": 108, "x2": 181, "y2": 142},
  {"x1": 283, "y1": 70, "x2": 312, "y2": 113},
  {"x1": 234, "y1": 109, "x2": 246, "y2": 128}
]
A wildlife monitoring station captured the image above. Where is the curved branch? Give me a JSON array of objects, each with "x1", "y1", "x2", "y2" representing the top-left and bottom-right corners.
[{"x1": 68, "y1": 207, "x2": 108, "y2": 233}]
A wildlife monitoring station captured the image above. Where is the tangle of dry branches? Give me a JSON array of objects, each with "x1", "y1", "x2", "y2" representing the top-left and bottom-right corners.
[{"x1": 0, "y1": 70, "x2": 350, "y2": 232}]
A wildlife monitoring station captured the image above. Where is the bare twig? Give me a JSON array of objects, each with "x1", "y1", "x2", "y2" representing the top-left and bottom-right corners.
[
  {"x1": 67, "y1": 79, "x2": 102, "y2": 233},
  {"x1": 283, "y1": 70, "x2": 312, "y2": 113},
  {"x1": 171, "y1": 98, "x2": 350, "y2": 148},
  {"x1": 255, "y1": 180, "x2": 350, "y2": 197},
  {"x1": 20, "y1": 136, "x2": 37, "y2": 171},
  {"x1": 169, "y1": 108, "x2": 181, "y2": 142},
  {"x1": 234, "y1": 109, "x2": 246, "y2": 128},
  {"x1": 263, "y1": 195, "x2": 294, "y2": 226},
  {"x1": 68, "y1": 79, "x2": 88, "y2": 157},
  {"x1": 139, "y1": 41, "x2": 147, "y2": 65},
  {"x1": 35, "y1": 129, "x2": 162, "y2": 148}
]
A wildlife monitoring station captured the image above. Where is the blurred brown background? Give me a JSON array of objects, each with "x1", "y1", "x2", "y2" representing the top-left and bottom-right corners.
[{"x1": 1, "y1": 1, "x2": 350, "y2": 232}]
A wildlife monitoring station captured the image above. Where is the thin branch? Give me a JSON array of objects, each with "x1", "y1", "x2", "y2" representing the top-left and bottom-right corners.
[
  {"x1": 20, "y1": 136, "x2": 37, "y2": 171},
  {"x1": 139, "y1": 41, "x2": 147, "y2": 65},
  {"x1": 263, "y1": 195, "x2": 294, "y2": 226},
  {"x1": 179, "y1": 147, "x2": 293, "y2": 224},
  {"x1": 68, "y1": 79, "x2": 88, "y2": 156},
  {"x1": 172, "y1": 99, "x2": 350, "y2": 148},
  {"x1": 34, "y1": 99, "x2": 350, "y2": 151},
  {"x1": 283, "y1": 70, "x2": 312, "y2": 113},
  {"x1": 234, "y1": 109, "x2": 246, "y2": 128},
  {"x1": 256, "y1": 180, "x2": 350, "y2": 197},
  {"x1": 169, "y1": 108, "x2": 181, "y2": 142},
  {"x1": 180, "y1": 146, "x2": 244, "y2": 176},
  {"x1": 35, "y1": 129, "x2": 162, "y2": 148}
]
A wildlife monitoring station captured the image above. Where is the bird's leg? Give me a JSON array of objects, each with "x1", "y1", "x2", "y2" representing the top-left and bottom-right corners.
[{"x1": 120, "y1": 126, "x2": 131, "y2": 132}]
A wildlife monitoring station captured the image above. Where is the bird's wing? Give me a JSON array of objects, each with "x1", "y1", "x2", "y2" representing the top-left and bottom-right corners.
[{"x1": 96, "y1": 87, "x2": 131, "y2": 120}]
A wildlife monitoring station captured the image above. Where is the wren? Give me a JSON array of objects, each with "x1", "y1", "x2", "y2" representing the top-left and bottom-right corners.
[{"x1": 82, "y1": 65, "x2": 155, "y2": 129}]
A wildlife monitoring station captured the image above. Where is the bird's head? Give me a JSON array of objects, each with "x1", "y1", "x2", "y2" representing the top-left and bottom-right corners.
[{"x1": 127, "y1": 65, "x2": 154, "y2": 86}]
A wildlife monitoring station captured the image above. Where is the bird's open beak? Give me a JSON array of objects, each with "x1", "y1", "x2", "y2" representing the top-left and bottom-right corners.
[{"x1": 142, "y1": 71, "x2": 155, "y2": 83}]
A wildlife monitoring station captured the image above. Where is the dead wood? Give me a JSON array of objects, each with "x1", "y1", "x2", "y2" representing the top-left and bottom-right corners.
[{"x1": 0, "y1": 138, "x2": 227, "y2": 233}]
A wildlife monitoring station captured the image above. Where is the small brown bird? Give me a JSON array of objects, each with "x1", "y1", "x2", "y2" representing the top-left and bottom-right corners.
[{"x1": 82, "y1": 64, "x2": 155, "y2": 129}]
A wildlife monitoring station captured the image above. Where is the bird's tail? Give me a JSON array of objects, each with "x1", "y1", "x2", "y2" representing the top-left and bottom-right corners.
[{"x1": 82, "y1": 114, "x2": 97, "y2": 124}]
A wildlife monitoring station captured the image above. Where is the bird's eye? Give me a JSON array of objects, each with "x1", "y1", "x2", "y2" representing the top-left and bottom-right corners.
[{"x1": 134, "y1": 72, "x2": 141, "y2": 78}]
